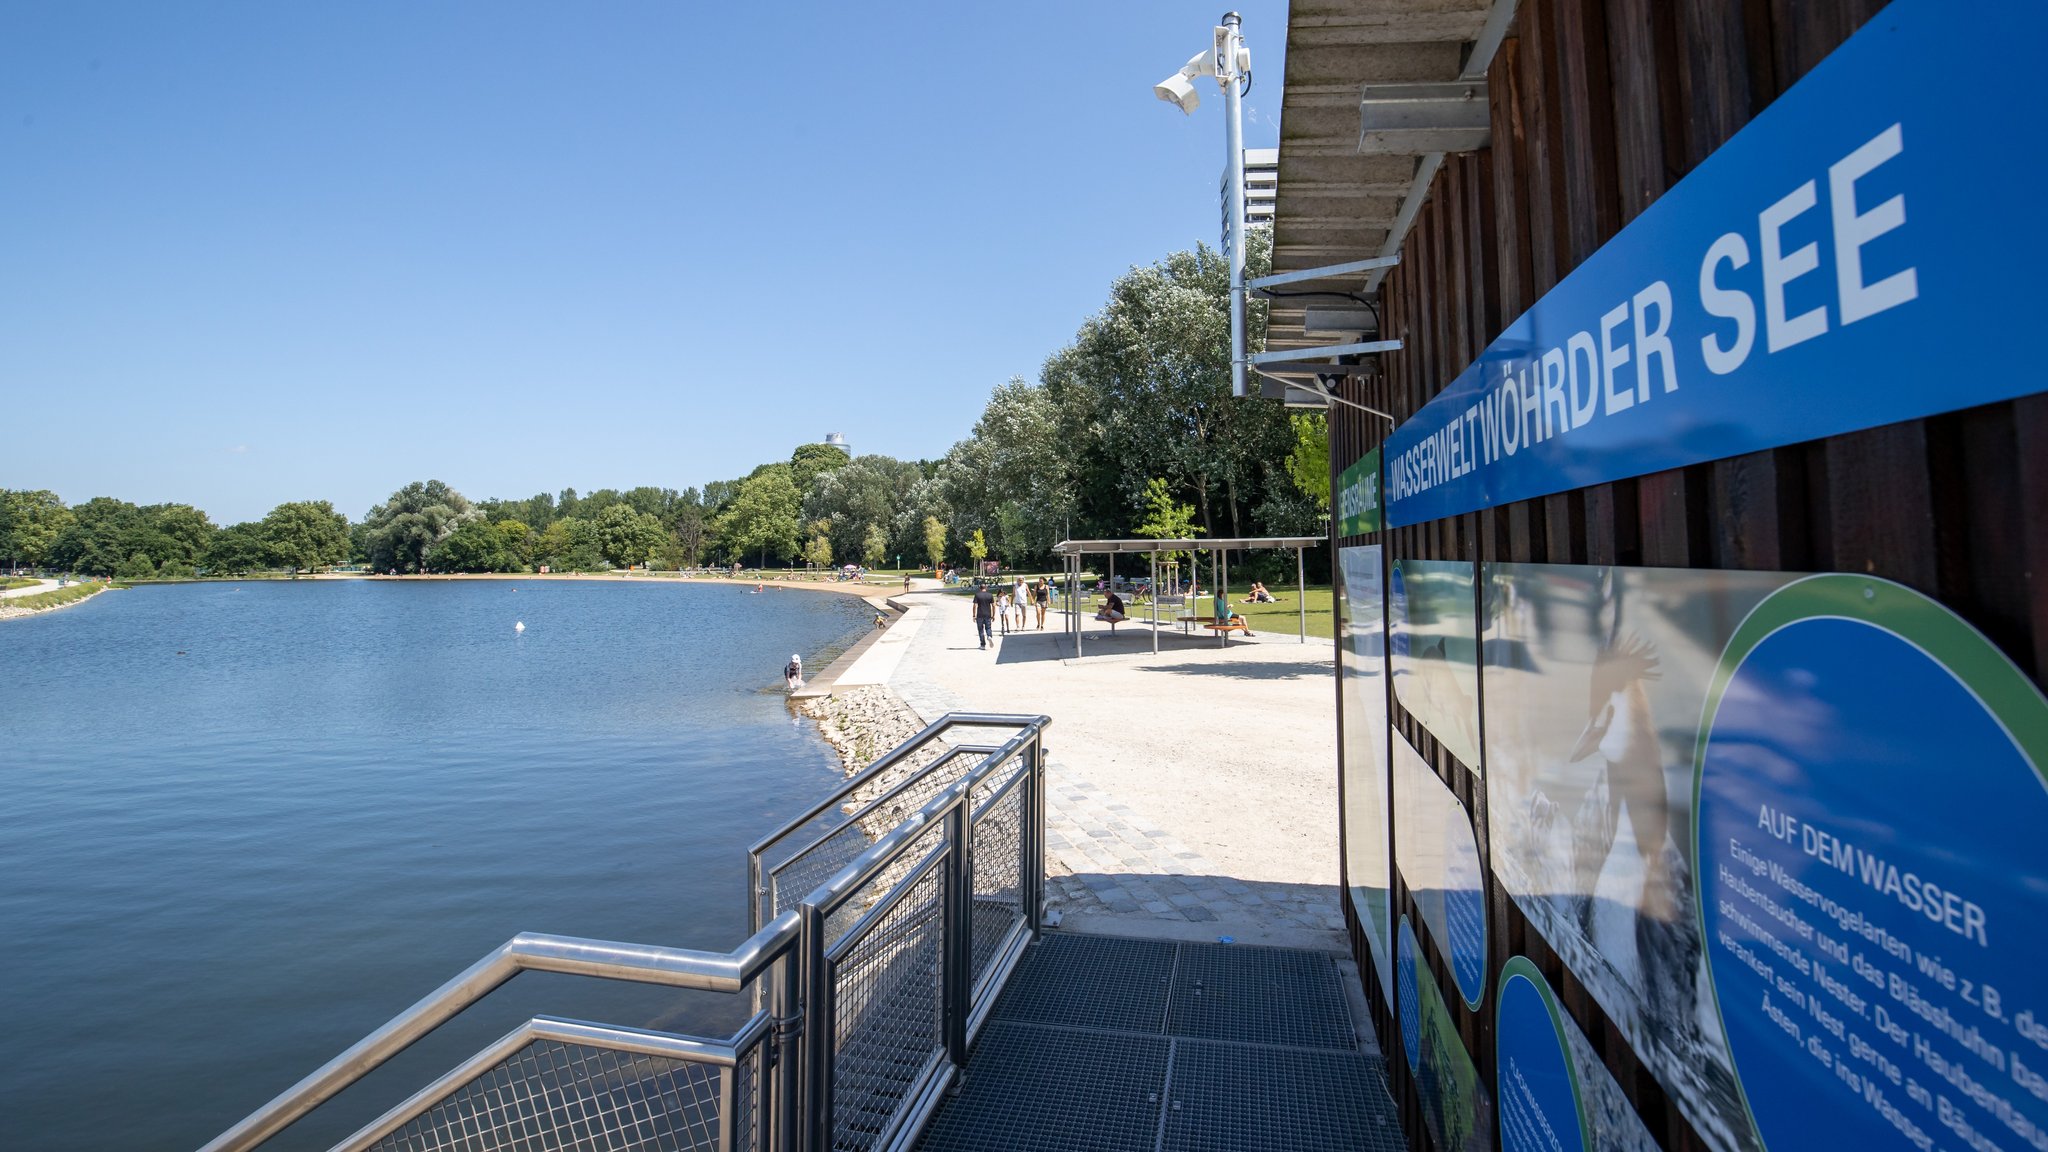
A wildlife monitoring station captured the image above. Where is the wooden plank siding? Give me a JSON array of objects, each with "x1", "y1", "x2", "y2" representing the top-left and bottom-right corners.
[{"x1": 1326, "y1": 2, "x2": 2048, "y2": 1149}]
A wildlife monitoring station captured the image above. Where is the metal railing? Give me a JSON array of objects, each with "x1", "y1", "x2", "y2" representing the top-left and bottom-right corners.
[
  {"x1": 747, "y1": 713, "x2": 1051, "y2": 936},
  {"x1": 197, "y1": 713, "x2": 1050, "y2": 1152}
]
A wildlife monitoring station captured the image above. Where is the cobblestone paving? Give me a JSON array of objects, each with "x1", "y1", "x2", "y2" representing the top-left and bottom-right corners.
[{"x1": 886, "y1": 600, "x2": 1342, "y2": 940}]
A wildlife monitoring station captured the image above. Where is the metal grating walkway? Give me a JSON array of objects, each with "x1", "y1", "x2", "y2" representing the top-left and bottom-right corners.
[{"x1": 914, "y1": 933, "x2": 1403, "y2": 1152}]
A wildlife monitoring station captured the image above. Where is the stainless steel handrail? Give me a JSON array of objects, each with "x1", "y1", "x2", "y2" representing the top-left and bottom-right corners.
[
  {"x1": 748, "y1": 714, "x2": 1048, "y2": 935},
  {"x1": 748, "y1": 713, "x2": 1042, "y2": 861},
  {"x1": 199, "y1": 913, "x2": 800, "y2": 1152}
]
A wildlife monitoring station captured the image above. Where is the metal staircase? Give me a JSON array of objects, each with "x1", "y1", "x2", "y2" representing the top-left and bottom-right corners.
[{"x1": 197, "y1": 713, "x2": 1052, "y2": 1152}]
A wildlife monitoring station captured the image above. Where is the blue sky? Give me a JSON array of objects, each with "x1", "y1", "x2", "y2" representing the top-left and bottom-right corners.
[{"x1": 0, "y1": 2, "x2": 1285, "y2": 524}]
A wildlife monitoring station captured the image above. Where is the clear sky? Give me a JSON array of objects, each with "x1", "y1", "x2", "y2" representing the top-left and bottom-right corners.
[{"x1": 0, "y1": 2, "x2": 1286, "y2": 524}]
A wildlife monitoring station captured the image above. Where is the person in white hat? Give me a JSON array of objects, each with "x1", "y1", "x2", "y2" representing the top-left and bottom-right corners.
[{"x1": 784, "y1": 653, "x2": 805, "y2": 694}]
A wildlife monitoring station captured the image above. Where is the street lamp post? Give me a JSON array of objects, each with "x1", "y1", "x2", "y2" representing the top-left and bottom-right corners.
[{"x1": 1155, "y1": 12, "x2": 1252, "y2": 397}]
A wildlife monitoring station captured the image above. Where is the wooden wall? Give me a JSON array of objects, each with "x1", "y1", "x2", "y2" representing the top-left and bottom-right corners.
[{"x1": 1327, "y1": 1, "x2": 2048, "y2": 1149}]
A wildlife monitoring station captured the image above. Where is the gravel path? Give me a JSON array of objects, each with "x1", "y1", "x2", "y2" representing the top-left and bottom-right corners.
[
  {"x1": 1, "y1": 579, "x2": 58, "y2": 598},
  {"x1": 861, "y1": 583, "x2": 1346, "y2": 949}
]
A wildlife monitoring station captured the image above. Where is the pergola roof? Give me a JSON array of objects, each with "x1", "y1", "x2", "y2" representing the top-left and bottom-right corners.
[{"x1": 1052, "y1": 537, "x2": 1322, "y2": 555}]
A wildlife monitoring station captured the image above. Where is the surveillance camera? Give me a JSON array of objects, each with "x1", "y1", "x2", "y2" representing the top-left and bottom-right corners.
[{"x1": 1155, "y1": 72, "x2": 1199, "y2": 114}]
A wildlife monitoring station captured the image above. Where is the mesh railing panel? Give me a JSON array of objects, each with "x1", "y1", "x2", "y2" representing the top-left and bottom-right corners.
[
  {"x1": 969, "y1": 784, "x2": 1025, "y2": 987},
  {"x1": 732, "y1": 1031, "x2": 764, "y2": 1152},
  {"x1": 828, "y1": 864, "x2": 947, "y2": 1152},
  {"x1": 767, "y1": 743, "x2": 978, "y2": 923},
  {"x1": 822, "y1": 821, "x2": 945, "y2": 951},
  {"x1": 367, "y1": 1039, "x2": 722, "y2": 1152}
]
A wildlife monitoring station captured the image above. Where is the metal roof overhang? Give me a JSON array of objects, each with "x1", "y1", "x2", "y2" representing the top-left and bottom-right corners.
[
  {"x1": 1265, "y1": 0, "x2": 1517, "y2": 356},
  {"x1": 1052, "y1": 537, "x2": 1323, "y2": 555}
]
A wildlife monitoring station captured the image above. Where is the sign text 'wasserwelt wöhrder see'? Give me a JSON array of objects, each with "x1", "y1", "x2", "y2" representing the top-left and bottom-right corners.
[{"x1": 1381, "y1": 0, "x2": 2046, "y2": 528}]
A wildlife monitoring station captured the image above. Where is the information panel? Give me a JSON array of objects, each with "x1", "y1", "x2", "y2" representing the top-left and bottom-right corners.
[
  {"x1": 1400, "y1": 916, "x2": 1495, "y2": 1152},
  {"x1": 1391, "y1": 557, "x2": 1483, "y2": 771},
  {"x1": 1694, "y1": 576, "x2": 2048, "y2": 1152},
  {"x1": 1483, "y1": 562, "x2": 1795, "y2": 1152},
  {"x1": 1339, "y1": 544, "x2": 1394, "y2": 1003},
  {"x1": 1498, "y1": 957, "x2": 1660, "y2": 1152},
  {"x1": 1396, "y1": 733, "x2": 1487, "y2": 1008}
]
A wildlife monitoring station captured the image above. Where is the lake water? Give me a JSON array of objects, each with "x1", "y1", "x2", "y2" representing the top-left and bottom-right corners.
[{"x1": 0, "y1": 578, "x2": 872, "y2": 1152}]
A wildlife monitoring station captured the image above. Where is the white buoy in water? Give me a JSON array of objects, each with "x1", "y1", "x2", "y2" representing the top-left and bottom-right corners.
[{"x1": 514, "y1": 621, "x2": 525, "y2": 633}]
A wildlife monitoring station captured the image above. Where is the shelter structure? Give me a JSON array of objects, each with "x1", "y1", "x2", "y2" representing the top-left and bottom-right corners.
[
  {"x1": 1051, "y1": 536, "x2": 1321, "y2": 655},
  {"x1": 1280, "y1": 2, "x2": 2048, "y2": 1151}
]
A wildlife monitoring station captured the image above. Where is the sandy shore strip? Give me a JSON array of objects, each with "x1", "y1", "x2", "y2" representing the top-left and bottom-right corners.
[
  {"x1": 0, "y1": 581, "x2": 112, "y2": 620},
  {"x1": 796, "y1": 580, "x2": 1346, "y2": 950}
]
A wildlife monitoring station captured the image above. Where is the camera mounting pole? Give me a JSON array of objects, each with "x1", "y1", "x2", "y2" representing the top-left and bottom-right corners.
[
  {"x1": 1153, "y1": 14, "x2": 1252, "y2": 397},
  {"x1": 1220, "y1": 12, "x2": 1248, "y2": 398}
]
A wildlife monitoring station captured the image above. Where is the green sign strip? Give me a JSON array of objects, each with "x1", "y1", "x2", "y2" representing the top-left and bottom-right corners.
[{"x1": 1337, "y1": 448, "x2": 1382, "y2": 537}]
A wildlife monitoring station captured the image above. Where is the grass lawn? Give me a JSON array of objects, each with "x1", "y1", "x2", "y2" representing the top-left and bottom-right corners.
[
  {"x1": 1061, "y1": 582, "x2": 1339, "y2": 640},
  {"x1": 2, "y1": 576, "x2": 43, "y2": 591}
]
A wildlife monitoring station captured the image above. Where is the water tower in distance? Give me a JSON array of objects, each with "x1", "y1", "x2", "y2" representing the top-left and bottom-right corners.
[{"x1": 823, "y1": 432, "x2": 851, "y2": 457}]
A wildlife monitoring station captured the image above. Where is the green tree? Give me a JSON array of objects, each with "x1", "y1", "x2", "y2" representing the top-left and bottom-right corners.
[
  {"x1": 1, "y1": 490, "x2": 72, "y2": 569},
  {"x1": 539, "y1": 517, "x2": 604, "y2": 571},
  {"x1": 594, "y1": 504, "x2": 666, "y2": 568},
  {"x1": 48, "y1": 497, "x2": 147, "y2": 575},
  {"x1": 966, "y1": 528, "x2": 988, "y2": 568},
  {"x1": 362, "y1": 480, "x2": 477, "y2": 573},
  {"x1": 670, "y1": 488, "x2": 708, "y2": 565},
  {"x1": 922, "y1": 516, "x2": 947, "y2": 572},
  {"x1": 803, "y1": 525, "x2": 833, "y2": 569},
  {"x1": 430, "y1": 518, "x2": 515, "y2": 572},
  {"x1": 495, "y1": 520, "x2": 536, "y2": 569},
  {"x1": 261, "y1": 500, "x2": 351, "y2": 571},
  {"x1": 717, "y1": 469, "x2": 802, "y2": 567},
  {"x1": 145, "y1": 504, "x2": 218, "y2": 568},
  {"x1": 802, "y1": 455, "x2": 925, "y2": 566},
  {"x1": 935, "y1": 379, "x2": 1071, "y2": 566},
  {"x1": 1133, "y1": 477, "x2": 1202, "y2": 566},
  {"x1": 206, "y1": 522, "x2": 272, "y2": 575},
  {"x1": 1036, "y1": 233, "x2": 1292, "y2": 540},
  {"x1": 1284, "y1": 413, "x2": 1331, "y2": 510},
  {"x1": 790, "y1": 441, "x2": 852, "y2": 492},
  {"x1": 114, "y1": 551, "x2": 155, "y2": 581},
  {"x1": 862, "y1": 522, "x2": 889, "y2": 568}
]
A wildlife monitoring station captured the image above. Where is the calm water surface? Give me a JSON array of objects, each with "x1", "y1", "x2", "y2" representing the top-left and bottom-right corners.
[{"x1": 0, "y1": 579, "x2": 870, "y2": 1151}]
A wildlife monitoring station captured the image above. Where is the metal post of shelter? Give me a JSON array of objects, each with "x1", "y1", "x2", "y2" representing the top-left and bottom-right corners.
[
  {"x1": 1220, "y1": 548, "x2": 1230, "y2": 647},
  {"x1": 1297, "y1": 546, "x2": 1306, "y2": 644}
]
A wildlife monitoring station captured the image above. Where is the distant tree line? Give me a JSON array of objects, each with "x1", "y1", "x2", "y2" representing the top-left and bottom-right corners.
[{"x1": 1, "y1": 234, "x2": 1330, "y2": 580}]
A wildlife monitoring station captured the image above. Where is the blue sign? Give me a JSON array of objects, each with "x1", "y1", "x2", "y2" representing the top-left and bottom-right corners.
[
  {"x1": 1694, "y1": 576, "x2": 2048, "y2": 1152},
  {"x1": 1498, "y1": 959, "x2": 1587, "y2": 1152},
  {"x1": 1382, "y1": 0, "x2": 2048, "y2": 528}
]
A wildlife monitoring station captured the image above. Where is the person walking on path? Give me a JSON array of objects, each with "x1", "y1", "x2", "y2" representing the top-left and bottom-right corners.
[
  {"x1": 971, "y1": 582, "x2": 996, "y2": 649},
  {"x1": 1011, "y1": 578, "x2": 1029, "y2": 631},
  {"x1": 998, "y1": 588, "x2": 1014, "y2": 634},
  {"x1": 1033, "y1": 578, "x2": 1050, "y2": 630}
]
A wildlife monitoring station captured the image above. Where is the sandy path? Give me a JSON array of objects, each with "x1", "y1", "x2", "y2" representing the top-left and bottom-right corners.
[
  {"x1": 1, "y1": 579, "x2": 59, "y2": 599},
  {"x1": 883, "y1": 585, "x2": 1340, "y2": 889}
]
